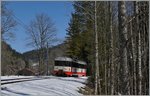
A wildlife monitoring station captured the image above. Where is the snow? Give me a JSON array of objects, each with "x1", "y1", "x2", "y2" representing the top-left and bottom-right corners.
[
  {"x1": 1, "y1": 76, "x2": 87, "y2": 96},
  {"x1": 1, "y1": 76, "x2": 35, "y2": 80}
]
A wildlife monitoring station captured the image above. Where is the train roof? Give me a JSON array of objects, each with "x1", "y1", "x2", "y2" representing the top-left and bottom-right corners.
[
  {"x1": 76, "y1": 60, "x2": 87, "y2": 65},
  {"x1": 55, "y1": 57, "x2": 73, "y2": 62},
  {"x1": 55, "y1": 57, "x2": 87, "y2": 65}
]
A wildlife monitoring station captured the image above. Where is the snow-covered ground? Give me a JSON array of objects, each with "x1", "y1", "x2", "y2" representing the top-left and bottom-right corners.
[
  {"x1": 1, "y1": 76, "x2": 87, "y2": 96},
  {"x1": 1, "y1": 76, "x2": 35, "y2": 80}
]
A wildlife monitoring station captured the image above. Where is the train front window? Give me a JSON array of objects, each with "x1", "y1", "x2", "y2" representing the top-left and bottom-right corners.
[
  {"x1": 72, "y1": 62, "x2": 78, "y2": 67},
  {"x1": 55, "y1": 61, "x2": 72, "y2": 66}
]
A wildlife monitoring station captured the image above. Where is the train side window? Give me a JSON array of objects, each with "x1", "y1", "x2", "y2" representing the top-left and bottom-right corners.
[
  {"x1": 63, "y1": 61, "x2": 68, "y2": 66},
  {"x1": 68, "y1": 61, "x2": 72, "y2": 67},
  {"x1": 75, "y1": 62, "x2": 78, "y2": 67},
  {"x1": 67, "y1": 61, "x2": 70, "y2": 66},
  {"x1": 63, "y1": 61, "x2": 66, "y2": 66},
  {"x1": 72, "y1": 62, "x2": 75, "y2": 67},
  {"x1": 77, "y1": 64, "x2": 85, "y2": 68},
  {"x1": 55, "y1": 61, "x2": 59, "y2": 66}
]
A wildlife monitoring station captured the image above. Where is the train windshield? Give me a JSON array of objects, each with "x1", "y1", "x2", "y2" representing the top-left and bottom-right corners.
[
  {"x1": 55, "y1": 61, "x2": 72, "y2": 66},
  {"x1": 55, "y1": 61, "x2": 86, "y2": 68}
]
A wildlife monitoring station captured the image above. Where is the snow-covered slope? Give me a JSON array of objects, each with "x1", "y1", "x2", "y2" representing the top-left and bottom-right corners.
[{"x1": 1, "y1": 76, "x2": 87, "y2": 96}]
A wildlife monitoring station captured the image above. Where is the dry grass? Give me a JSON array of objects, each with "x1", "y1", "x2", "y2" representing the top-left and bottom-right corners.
[{"x1": 78, "y1": 85, "x2": 94, "y2": 95}]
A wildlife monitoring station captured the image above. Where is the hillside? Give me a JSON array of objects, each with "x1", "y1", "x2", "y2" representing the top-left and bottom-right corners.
[
  {"x1": 22, "y1": 43, "x2": 67, "y2": 73},
  {"x1": 23, "y1": 43, "x2": 67, "y2": 61},
  {"x1": 1, "y1": 42, "x2": 67, "y2": 75},
  {"x1": 1, "y1": 41, "x2": 26, "y2": 75}
]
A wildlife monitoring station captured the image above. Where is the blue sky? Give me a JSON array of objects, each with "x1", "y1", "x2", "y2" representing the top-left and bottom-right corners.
[{"x1": 5, "y1": 1, "x2": 74, "y2": 53}]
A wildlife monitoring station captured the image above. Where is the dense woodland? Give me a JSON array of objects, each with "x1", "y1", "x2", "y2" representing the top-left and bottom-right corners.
[
  {"x1": 65, "y1": 1, "x2": 149, "y2": 95},
  {"x1": 1, "y1": 1, "x2": 149, "y2": 95}
]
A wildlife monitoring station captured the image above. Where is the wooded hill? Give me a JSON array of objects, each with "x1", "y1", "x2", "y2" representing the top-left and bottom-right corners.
[
  {"x1": 22, "y1": 43, "x2": 67, "y2": 69},
  {"x1": 1, "y1": 41, "x2": 25, "y2": 75},
  {"x1": 23, "y1": 43, "x2": 66, "y2": 62},
  {"x1": 1, "y1": 42, "x2": 67, "y2": 75}
]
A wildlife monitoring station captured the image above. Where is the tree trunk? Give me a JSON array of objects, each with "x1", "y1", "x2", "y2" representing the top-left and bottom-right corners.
[
  {"x1": 94, "y1": 1, "x2": 100, "y2": 95},
  {"x1": 136, "y1": 1, "x2": 142, "y2": 95},
  {"x1": 109, "y1": 2, "x2": 115, "y2": 95},
  {"x1": 118, "y1": 1, "x2": 130, "y2": 94}
]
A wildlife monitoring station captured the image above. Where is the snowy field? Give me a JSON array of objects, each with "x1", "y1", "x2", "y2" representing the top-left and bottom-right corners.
[{"x1": 1, "y1": 76, "x2": 87, "y2": 96}]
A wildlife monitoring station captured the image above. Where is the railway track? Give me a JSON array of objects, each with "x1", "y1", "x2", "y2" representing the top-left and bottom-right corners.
[
  {"x1": 1, "y1": 76, "x2": 82, "y2": 86},
  {"x1": 1, "y1": 77, "x2": 34, "y2": 81},
  {"x1": 1, "y1": 76, "x2": 55, "y2": 85}
]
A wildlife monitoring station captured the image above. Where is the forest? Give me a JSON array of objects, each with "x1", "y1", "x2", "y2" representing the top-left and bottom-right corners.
[{"x1": 65, "y1": 1, "x2": 149, "y2": 95}]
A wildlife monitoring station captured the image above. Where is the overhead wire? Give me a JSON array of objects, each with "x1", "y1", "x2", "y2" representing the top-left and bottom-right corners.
[{"x1": 12, "y1": 14, "x2": 29, "y2": 30}]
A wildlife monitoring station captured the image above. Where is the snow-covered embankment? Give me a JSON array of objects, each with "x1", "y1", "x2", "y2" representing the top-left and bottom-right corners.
[{"x1": 1, "y1": 76, "x2": 87, "y2": 96}]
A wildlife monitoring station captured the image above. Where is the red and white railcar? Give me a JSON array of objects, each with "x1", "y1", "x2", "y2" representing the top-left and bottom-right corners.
[{"x1": 53, "y1": 57, "x2": 86, "y2": 77}]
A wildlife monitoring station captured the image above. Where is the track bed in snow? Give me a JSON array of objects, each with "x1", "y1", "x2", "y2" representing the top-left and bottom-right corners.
[{"x1": 1, "y1": 76, "x2": 87, "y2": 96}]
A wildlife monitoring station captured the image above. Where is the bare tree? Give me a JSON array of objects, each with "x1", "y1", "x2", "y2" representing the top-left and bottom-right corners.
[
  {"x1": 94, "y1": 0, "x2": 99, "y2": 93},
  {"x1": 26, "y1": 13, "x2": 57, "y2": 75},
  {"x1": 136, "y1": 2, "x2": 142, "y2": 95},
  {"x1": 1, "y1": 2, "x2": 22, "y2": 76},
  {"x1": 118, "y1": 1, "x2": 130, "y2": 94},
  {"x1": 1, "y1": 2, "x2": 17, "y2": 41},
  {"x1": 109, "y1": 1, "x2": 115, "y2": 95}
]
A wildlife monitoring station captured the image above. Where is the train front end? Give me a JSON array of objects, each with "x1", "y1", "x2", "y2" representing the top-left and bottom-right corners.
[
  {"x1": 53, "y1": 57, "x2": 87, "y2": 77},
  {"x1": 53, "y1": 57, "x2": 73, "y2": 76}
]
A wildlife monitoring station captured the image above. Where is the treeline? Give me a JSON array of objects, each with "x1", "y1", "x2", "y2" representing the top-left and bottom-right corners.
[{"x1": 65, "y1": 1, "x2": 149, "y2": 95}]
